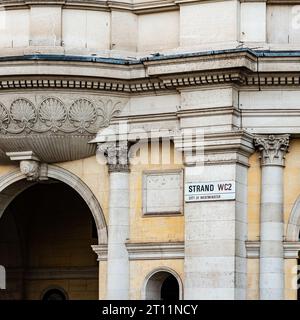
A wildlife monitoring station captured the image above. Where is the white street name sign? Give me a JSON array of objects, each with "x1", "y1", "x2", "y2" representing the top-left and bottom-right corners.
[{"x1": 185, "y1": 180, "x2": 236, "y2": 202}]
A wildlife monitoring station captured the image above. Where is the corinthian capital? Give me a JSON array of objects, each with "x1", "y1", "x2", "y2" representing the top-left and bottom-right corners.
[
  {"x1": 97, "y1": 141, "x2": 132, "y2": 173},
  {"x1": 254, "y1": 134, "x2": 290, "y2": 166}
]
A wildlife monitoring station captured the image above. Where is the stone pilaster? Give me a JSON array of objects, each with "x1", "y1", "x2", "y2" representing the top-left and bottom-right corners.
[
  {"x1": 97, "y1": 141, "x2": 131, "y2": 300},
  {"x1": 177, "y1": 131, "x2": 254, "y2": 300},
  {"x1": 254, "y1": 134, "x2": 289, "y2": 300}
]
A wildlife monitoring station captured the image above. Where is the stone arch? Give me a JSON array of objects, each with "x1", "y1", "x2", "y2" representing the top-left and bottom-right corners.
[
  {"x1": 0, "y1": 165, "x2": 107, "y2": 244},
  {"x1": 142, "y1": 267, "x2": 183, "y2": 300},
  {"x1": 286, "y1": 194, "x2": 300, "y2": 241},
  {"x1": 41, "y1": 286, "x2": 69, "y2": 301}
]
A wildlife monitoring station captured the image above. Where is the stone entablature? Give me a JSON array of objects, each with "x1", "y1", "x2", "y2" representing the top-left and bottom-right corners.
[{"x1": 0, "y1": 51, "x2": 299, "y2": 94}]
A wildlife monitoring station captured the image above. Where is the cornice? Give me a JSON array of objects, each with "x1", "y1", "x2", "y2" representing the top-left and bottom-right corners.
[
  {"x1": 0, "y1": 0, "x2": 179, "y2": 12},
  {"x1": 126, "y1": 242, "x2": 185, "y2": 260},
  {"x1": 173, "y1": 129, "x2": 255, "y2": 166},
  {"x1": 0, "y1": 51, "x2": 298, "y2": 93},
  {"x1": 92, "y1": 242, "x2": 185, "y2": 261},
  {"x1": 1, "y1": 73, "x2": 300, "y2": 93},
  {"x1": 0, "y1": 0, "x2": 299, "y2": 12}
]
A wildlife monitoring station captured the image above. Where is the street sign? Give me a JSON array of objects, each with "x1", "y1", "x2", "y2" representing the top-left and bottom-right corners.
[{"x1": 185, "y1": 180, "x2": 235, "y2": 202}]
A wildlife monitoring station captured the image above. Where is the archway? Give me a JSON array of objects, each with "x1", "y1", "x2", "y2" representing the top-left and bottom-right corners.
[
  {"x1": 0, "y1": 166, "x2": 107, "y2": 244},
  {"x1": 143, "y1": 268, "x2": 183, "y2": 300},
  {"x1": 0, "y1": 166, "x2": 107, "y2": 300},
  {"x1": 286, "y1": 195, "x2": 300, "y2": 241},
  {"x1": 42, "y1": 287, "x2": 68, "y2": 301},
  {"x1": 286, "y1": 198, "x2": 300, "y2": 300}
]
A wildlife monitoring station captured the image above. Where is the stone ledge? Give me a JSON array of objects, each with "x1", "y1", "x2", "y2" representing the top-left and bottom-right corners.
[
  {"x1": 246, "y1": 241, "x2": 300, "y2": 259},
  {"x1": 92, "y1": 242, "x2": 185, "y2": 261}
]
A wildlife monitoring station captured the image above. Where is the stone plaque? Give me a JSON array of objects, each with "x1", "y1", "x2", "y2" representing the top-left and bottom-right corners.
[{"x1": 143, "y1": 171, "x2": 183, "y2": 215}]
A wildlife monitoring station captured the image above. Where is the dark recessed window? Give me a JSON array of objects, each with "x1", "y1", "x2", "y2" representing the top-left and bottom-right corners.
[{"x1": 42, "y1": 289, "x2": 67, "y2": 301}]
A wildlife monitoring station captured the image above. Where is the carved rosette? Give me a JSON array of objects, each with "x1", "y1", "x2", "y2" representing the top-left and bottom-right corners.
[
  {"x1": 254, "y1": 134, "x2": 290, "y2": 166},
  {"x1": 97, "y1": 141, "x2": 132, "y2": 172}
]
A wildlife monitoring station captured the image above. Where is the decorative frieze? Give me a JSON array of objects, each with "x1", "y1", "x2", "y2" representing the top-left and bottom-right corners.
[
  {"x1": 0, "y1": 96, "x2": 124, "y2": 135},
  {"x1": 254, "y1": 134, "x2": 290, "y2": 166}
]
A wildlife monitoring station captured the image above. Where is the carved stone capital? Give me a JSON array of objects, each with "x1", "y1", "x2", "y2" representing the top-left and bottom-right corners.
[
  {"x1": 254, "y1": 134, "x2": 290, "y2": 166},
  {"x1": 97, "y1": 141, "x2": 132, "y2": 173}
]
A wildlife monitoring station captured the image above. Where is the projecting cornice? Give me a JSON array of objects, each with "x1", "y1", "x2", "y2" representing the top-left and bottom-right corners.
[
  {"x1": 1, "y1": 0, "x2": 298, "y2": 13},
  {"x1": 0, "y1": 0, "x2": 179, "y2": 13},
  {"x1": 0, "y1": 50, "x2": 298, "y2": 92},
  {"x1": 92, "y1": 242, "x2": 185, "y2": 261}
]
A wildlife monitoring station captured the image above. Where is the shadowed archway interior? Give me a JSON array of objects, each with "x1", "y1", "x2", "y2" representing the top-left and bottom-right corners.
[
  {"x1": 145, "y1": 271, "x2": 180, "y2": 300},
  {"x1": 0, "y1": 180, "x2": 98, "y2": 300}
]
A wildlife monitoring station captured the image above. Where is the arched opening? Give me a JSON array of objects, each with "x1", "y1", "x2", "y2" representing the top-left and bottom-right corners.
[
  {"x1": 42, "y1": 288, "x2": 67, "y2": 301},
  {"x1": 161, "y1": 275, "x2": 180, "y2": 301},
  {"x1": 0, "y1": 180, "x2": 100, "y2": 300},
  {"x1": 144, "y1": 269, "x2": 182, "y2": 300}
]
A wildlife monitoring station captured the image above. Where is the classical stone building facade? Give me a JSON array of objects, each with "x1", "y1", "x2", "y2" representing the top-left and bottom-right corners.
[{"x1": 0, "y1": 0, "x2": 300, "y2": 300}]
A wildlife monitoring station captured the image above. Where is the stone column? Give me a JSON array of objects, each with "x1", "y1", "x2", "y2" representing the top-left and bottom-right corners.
[
  {"x1": 98, "y1": 141, "x2": 131, "y2": 300},
  {"x1": 254, "y1": 134, "x2": 289, "y2": 300}
]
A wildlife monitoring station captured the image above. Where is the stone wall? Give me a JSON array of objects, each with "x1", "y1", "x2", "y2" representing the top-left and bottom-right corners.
[{"x1": 0, "y1": 1, "x2": 298, "y2": 56}]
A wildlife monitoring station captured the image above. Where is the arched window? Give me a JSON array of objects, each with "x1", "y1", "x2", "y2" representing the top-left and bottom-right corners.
[
  {"x1": 42, "y1": 288, "x2": 67, "y2": 301},
  {"x1": 143, "y1": 269, "x2": 182, "y2": 300}
]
